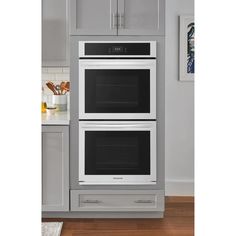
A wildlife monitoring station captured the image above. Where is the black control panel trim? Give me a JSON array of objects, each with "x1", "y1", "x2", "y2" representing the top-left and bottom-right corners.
[{"x1": 84, "y1": 43, "x2": 151, "y2": 56}]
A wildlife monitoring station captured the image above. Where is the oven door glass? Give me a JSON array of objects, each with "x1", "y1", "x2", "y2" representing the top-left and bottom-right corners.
[
  {"x1": 85, "y1": 131, "x2": 150, "y2": 175},
  {"x1": 79, "y1": 60, "x2": 156, "y2": 119},
  {"x1": 85, "y1": 70, "x2": 150, "y2": 113}
]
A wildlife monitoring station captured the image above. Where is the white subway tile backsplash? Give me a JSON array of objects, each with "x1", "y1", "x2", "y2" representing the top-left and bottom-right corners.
[
  {"x1": 42, "y1": 67, "x2": 70, "y2": 81},
  {"x1": 62, "y1": 67, "x2": 70, "y2": 73},
  {"x1": 55, "y1": 73, "x2": 70, "y2": 80},
  {"x1": 47, "y1": 67, "x2": 63, "y2": 73},
  {"x1": 42, "y1": 68, "x2": 48, "y2": 73},
  {"x1": 42, "y1": 67, "x2": 70, "y2": 100},
  {"x1": 42, "y1": 73, "x2": 56, "y2": 81}
]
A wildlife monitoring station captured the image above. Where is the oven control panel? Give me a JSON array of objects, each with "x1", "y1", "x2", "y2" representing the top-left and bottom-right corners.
[{"x1": 83, "y1": 42, "x2": 151, "y2": 56}]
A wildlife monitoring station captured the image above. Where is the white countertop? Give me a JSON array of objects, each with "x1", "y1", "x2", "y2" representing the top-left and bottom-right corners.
[{"x1": 42, "y1": 111, "x2": 70, "y2": 125}]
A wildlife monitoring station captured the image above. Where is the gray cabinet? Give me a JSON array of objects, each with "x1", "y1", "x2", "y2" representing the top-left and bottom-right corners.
[
  {"x1": 118, "y1": 0, "x2": 165, "y2": 35},
  {"x1": 69, "y1": 0, "x2": 165, "y2": 36},
  {"x1": 42, "y1": 125, "x2": 69, "y2": 212},
  {"x1": 69, "y1": 0, "x2": 117, "y2": 35},
  {"x1": 42, "y1": 0, "x2": 69, "y2": 66}
]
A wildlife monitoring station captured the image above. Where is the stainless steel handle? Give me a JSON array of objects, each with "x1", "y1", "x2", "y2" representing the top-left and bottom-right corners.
[
  {"x1": 82, "y1": 124, "x2": 153, "y2": 128},
  {"x1": 82, "y1": 200, "x2": 101, "y2": 204},
  {"x1": 118, "y1": 13, "x2": 124, "y2": 28},
  {"x1": 80, "y1": 60, "x2": 155, "y2": 67},
  {"x1": 111, "y1": 13, "x2": 117, "y2": 29},
  {"x1": 134, "y1": 200, "x2": 154, "y2": 204}
]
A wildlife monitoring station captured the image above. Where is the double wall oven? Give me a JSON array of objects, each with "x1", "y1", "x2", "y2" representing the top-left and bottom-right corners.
[{"x1": 78, "y1": 41, "x2": 157, "y2": 185}]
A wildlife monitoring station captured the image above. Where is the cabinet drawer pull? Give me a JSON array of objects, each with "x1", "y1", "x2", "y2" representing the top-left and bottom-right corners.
[
  {"x1": 82, "y1": 200, "x2": 101, "y2": 204},
  {"x1": 134, "y1": 200, "x2": 153, "y2": 204}
]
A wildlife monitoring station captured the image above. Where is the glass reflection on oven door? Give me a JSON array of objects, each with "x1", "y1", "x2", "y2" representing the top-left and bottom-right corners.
[{"x1": 85, "y1": 70, "x2": 150, "y2": 113}]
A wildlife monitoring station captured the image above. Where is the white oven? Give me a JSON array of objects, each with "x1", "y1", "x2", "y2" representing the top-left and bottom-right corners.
[
  {"x1": 78, "y1": 41, "x2": 157, "y2": 120},
  {"x1": 78, "y1": 121, "x2": 156, "y2": 185}
]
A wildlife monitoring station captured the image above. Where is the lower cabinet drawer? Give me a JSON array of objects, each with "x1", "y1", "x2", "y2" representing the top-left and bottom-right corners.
[{"x1": 71, "y1": 190, "x2": 164, "y2": 212}]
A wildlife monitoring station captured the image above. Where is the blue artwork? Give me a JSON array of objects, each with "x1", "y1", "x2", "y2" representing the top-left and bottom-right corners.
[{"x1": 187, "y1": 22, "x2": 195, "y2": 74}]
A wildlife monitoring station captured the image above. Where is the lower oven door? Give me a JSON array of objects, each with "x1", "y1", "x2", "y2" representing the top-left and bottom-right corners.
[{"x1": 79, "y1": 121, "x2": 156, "y2": 185}]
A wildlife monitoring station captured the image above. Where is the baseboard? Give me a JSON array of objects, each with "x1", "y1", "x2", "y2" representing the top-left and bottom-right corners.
[
  {"x1": 42, "y1": 211, "x2": 164, "y2": 218},
  {"x1": 165, "y1": 179, "x2": 194, "y2": 196}
]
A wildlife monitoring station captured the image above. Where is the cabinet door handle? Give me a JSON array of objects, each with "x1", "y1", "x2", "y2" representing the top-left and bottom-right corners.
[
  {"x1": 134, "y1": 200, "x2": 153, "y2": 204},
  {"x1": 111, "y1": 13, "x2": 117, "y2": 29},
  {"x1": 118, "y1": 13, "x2": 124, "y2": 28},
  {"x1": 82, "y1": 200, "x2": 101, "y2": 204}
]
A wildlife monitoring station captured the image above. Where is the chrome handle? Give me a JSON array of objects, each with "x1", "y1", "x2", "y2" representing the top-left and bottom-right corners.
[
  {"x1": 82, "y1": 200, "x2": 101, "y2": 204},
  {"x1": 82, "y1": 124, "x2": 153, "y2": 128},
  {"x1": 80, "y1": 60, "x2": 155, "y2": 66},
  {"x1": 111, "y1": 13, "x2": 117, "y2": 29},
  {"x1": 134, "y1": 200, "x2": 153, "y2": 204},
  {"x1": 118, "y1": 13, "x2": 124, "y2": 28}
]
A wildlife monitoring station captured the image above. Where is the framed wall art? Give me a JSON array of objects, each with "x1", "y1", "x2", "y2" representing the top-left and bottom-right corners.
[{"x1": 179, "y1": 15, "x2": 195, "y2": 81}]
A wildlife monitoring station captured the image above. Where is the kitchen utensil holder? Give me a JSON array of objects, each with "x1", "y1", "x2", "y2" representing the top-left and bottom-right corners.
[{"x1": 52, "y1": 94, "x2": 67, "y2": 111}]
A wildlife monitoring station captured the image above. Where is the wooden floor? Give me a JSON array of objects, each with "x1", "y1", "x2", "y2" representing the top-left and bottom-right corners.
[{"x1": 43, "y1": 197, "x2": 194, "y2": 236}]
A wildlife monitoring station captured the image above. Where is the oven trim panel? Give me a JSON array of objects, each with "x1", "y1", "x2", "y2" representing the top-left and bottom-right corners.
[{"x1": 69, "y1": 35, "x2": 165, "y2": 192}]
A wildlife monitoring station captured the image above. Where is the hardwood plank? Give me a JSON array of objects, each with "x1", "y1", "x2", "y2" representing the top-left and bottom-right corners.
[
  {"x1": 43, "y1": 196, "x2": 194, "y2": 236},
  {"x1": 166, "y1": 196, "x2": 194, "y2": 203}
]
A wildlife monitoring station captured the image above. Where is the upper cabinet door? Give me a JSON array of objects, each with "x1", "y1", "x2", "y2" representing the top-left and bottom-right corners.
[
  {"x1": 42, "y1": 0, "x2": 69, "y2": 66},
  {"x1": 117, "y1": 0, "x2": 165, "y2": 36},
  {"x1": 69, "y1": 0, "x2": 118, "y2": 35}
]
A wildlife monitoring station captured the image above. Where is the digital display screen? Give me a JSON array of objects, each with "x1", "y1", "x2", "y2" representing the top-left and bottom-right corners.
[{"x1": 111, "y1": 46, "x2": 124, "y2": 53}]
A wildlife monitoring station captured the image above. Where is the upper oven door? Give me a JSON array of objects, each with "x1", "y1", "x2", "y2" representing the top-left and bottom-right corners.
[{"x1": 78, "y1": 59, "x2": 156, "y2": 119}]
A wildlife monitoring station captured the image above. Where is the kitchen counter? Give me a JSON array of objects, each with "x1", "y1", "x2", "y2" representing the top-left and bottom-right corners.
[{"x1": 42, "y1": 111, "x2": 70, "y2": 125}]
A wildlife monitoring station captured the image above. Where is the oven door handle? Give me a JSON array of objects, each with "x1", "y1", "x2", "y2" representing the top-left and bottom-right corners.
[
  {"x1": 79, "y1": 60, "x2": 155, "y2": 67},
  {"x1": 81, "y1": 124, "x2": 154, "y2": 129}
]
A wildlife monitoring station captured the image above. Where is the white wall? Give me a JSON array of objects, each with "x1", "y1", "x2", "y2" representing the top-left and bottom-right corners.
[{"x1": 165, "y1": 0, "x2": 194, "y2": 196}]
